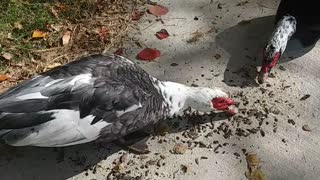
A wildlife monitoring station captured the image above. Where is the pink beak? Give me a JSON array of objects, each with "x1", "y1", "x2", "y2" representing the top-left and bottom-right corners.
[{"x1": 212, "y1": 97, "x2": 238, "y2": 115}]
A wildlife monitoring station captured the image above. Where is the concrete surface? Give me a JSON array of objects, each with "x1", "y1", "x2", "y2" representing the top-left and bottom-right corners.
[{"x1": 1, "y1": 0, "x2": 320, "y2": 179}]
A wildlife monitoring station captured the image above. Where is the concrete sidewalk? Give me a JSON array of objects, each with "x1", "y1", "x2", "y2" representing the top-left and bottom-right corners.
[{"x1": 1, "y1": 0, "x2": 319, "y2": 179}]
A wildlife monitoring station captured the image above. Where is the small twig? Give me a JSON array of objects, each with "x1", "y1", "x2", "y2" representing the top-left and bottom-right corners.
[
  {"x1": 140, "y1": 21, "x2": 159, "y2": 31},
  {"x1": 31, "y1": 47, "x2": 63, "y2": 53}
]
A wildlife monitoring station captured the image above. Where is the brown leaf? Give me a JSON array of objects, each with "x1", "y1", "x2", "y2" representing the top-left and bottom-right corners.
[
  {"x1": 148, "y1": 5, "x2": 169, "y2": 17},
  {"x1": 180, "y1": 164, "x2": 191, "y2": 173},
  {"x1": 186, "y1": 31, "x2": 204, "y2": 43},
  {"x1": 32, "y1": 30, "x2": 48, "y2": 39},
  {"x1": 172, "y1": 143, "x2": 187, "y2": 154},
  {"x1": 114, "y1": 48, "x2": 124, "y2": 56},
  {"x1": 51, "y1": 7, "x2": 59, "y2": 19},
  {"x1": 46, "y1": 62, "x2": 61, "y2": 70},
  {"x1": 137, "y1": 48, "x2": 161, "y2": 61},
  {"x1": 0, "y1": 74, "x2": 9, "y2": 82},
  {"x1": 132, "y1": 11, "x2": 144, "y2": 21},
  {"x1": 62, "y1": 31, "x2": 71, "y2": 45},
  {"x1": 98, "y1": 27, "x2": 109, "y2": 42},
  {"x1": 14, "y1": 22, "x2": 23, "y2": 30},
  {"x1": 245, "y1": 154, "x2": 265, "y2": 180},
  {"x1": 2, "y1": 53, "x2": 13, "y2": 61},
  {"x1": 155, "y1": 29, "x2": 169, "y2": 40}
]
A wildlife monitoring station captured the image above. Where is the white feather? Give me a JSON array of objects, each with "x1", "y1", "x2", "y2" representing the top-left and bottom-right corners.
[
  {"x1": 17, "y1": 92, "x2": 47, "y2": 100},
  {"x1": 4, "y1": 110, "x2": 110, "y2": 147},
  {"x1": 68, "y1": 74, "x2": 92, "y2": 85},
  {"x1": 116, "y1": 103, "x2": 142, "y2": 117},
  {"x1": 44, "y1": 79, "x2": 63, "y2": 87}
]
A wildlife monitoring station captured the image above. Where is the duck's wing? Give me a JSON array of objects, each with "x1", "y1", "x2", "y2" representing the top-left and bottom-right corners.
[{"x1": 0, "y1": 55, "x2": 163, "y2": 147}]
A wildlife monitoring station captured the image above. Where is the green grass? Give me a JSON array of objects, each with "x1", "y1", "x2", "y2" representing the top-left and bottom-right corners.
[{"x1": 0, "y1": 1, "x2": 56, "y2": 40}]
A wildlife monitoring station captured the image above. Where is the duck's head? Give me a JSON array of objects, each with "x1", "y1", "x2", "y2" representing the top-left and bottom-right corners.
[
  {"x1": 257, "y1": 44, "x2": 282, "y2": 84},
  {"x1": 257, "y1": 15, "x2": 296, "y2": 84},
  {"x1": 186, "y1": 87, "x2": 238, "y2": 115}
]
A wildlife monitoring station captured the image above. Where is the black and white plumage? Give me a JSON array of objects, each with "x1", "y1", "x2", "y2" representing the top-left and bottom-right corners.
[
  {"x1": 0, "y1": 54, "x2": 237, "y2": 147},
  {"x1": 258, "y1": 0, "x2": 320, "y2": 83}
]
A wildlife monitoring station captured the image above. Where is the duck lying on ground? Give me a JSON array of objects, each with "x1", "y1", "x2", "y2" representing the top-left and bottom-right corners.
[{"x1": 0, "y1": 54, "x2": 237, "y2": 149}]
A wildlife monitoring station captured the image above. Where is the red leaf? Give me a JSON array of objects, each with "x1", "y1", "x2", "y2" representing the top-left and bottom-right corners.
[
  {"x1": 148, "y1": 5, "x2": 169, "y2": 17},
  {"x1": 114, "y1": 48, "x2": 124, "y2": 56},
  {"x1": 98, "y1": 27, "x2": 109, "y2": 42},
  {"x1": 155, "y1": 29, "x2": 169, "y2": 39},
  {"x1": 137, "y1": 48, "x2": 161, "y2": 61},
  {"x1": 132, "y1": 11, "x2": 144, "y2": 21}
]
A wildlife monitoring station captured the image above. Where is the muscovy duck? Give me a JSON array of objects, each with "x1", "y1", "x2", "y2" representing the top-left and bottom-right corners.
[
  {"x1": 0, "y1": 54, "x2": 237, "y2": 147},
  {"x1": 258, "y1": 0, "x2": 320, "y2": 83}
]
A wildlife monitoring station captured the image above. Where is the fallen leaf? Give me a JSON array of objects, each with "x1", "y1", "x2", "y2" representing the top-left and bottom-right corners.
[
  {"x1": 137, "y1": 48, "x2": 161, "y2": 61},
  {"x1": 32, "y1": 30, "x2": 48, "y2": 39},
  {"x1": 246, "y1": 154, "x2": 260, "y2": 172},
  {"x1": 132, "y1": 11, "x2": 144, "y2": 21},
  {"x1": 114, "y1": 48, "x2": 124, "y2": 56},
  {"x1": 180, "y1": 164, "x2": 191, "y2": 173},
  {"x1": 171, "y1": 143, "x2": 187, "y2": 154},
  {"x1": 186, "y1": 31, "x2": 204, "y2": 43},
  {"x1": 2, "y1": 53, "x2": 13, "y2": 60},
  {"x1": 0, "y1": 74, "x2": 9, "y2": 82},
  {"x1": 46, "y1": 62, "x2": 61, "y2": 70},
  {"x1": 302, "y1": 125, "x2": 311, "y2": 132},
  {"x1": 51, "y1": 7, "x2": 59, "y2": 18},
  {"x1": 148, "y1": 5, "x2": 169, "y2": 17},
  {"x1": 112, "y1": 163, "x2": 125, "y2": 173},
  {"x1": 245, "y1": 154, "x2": 265, "y2": 180},
  {"x1": 98, "y1": 27, "x2": 109, "y2": 42},
  {"x1": 13, "y1": 22, "x2": 23, "y2": 30},
  {"x1": 62, "y1": 31, "x2": 71, "y2": 45},
  {"x1": 155, "y1": 29, "x2": 169, "y2": 40}
]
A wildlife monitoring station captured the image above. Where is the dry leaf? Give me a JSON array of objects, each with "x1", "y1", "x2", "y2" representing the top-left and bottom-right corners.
[
  {"x1": 148, "y1": 5, "x2": 169, "y2": 17},
  {"x1": 51, "y1": 7, "x2": 59, "y2": 18},
  {"x1": 62, "y1": 31, "x2": 71, "y2": 45},
  {"x1": 14, "y1": 22, "x2": 23, "y2": 30},
  {"x1": 180, "y1": 164, "x2": 191, "y2": 173},
  {"x1": 137, "y1": 48, "x2": 161, "y2": 61},
  {"x1": 245, "y1": 154, "x2": 265, "y2": 180},
  {"x1": 2, "y1": 53, "x2": 13, "y2": 61},
  {"x1": 0, "y1": 74, "x2": 9, "y2": 82},
  {"x1": 132, "y1": 11, "x2": 144, "y2": 21},
  {"x1": 46, "y1": 62, "x2": 61, "y2": 70},
  {"x1": 114, "y1": 48, "x2": 124, "y2": 56},
  {"x1": 32, "y1": 30, "x2": 48, "y2": 39},
  {"x1": 155, "y1": 29, "x2": 169, "y2": 40},
  {"x1": 186, "y1": 31, "x2": 204, "y2": 43},
  {"x1": 172, "y1": 143, "x2": 187, "y2": 154},
  {"x1": 112, "y1": 163, "x2": 125, "y2": 173},
  {"x1": 98, "y1": 27, "x2": 109, "y2": 42}
]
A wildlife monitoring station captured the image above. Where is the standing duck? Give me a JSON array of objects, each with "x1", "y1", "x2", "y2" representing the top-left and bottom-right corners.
[
  {"x1": 257, "y1": 0, "x2": 320, "y2": 83},
  {"x1": 0, "y1": 54, "x2": 237, "y2": 147}
]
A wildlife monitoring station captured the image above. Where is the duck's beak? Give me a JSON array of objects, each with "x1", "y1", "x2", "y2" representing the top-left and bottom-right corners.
[{"x1": 212, "y1": 97, "x2": 238, "y2": 115}]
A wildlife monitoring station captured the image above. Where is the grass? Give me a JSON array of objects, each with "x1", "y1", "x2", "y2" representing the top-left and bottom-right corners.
[{"x1": 0, "y1": 0, "x2": 147, "y2": 92}]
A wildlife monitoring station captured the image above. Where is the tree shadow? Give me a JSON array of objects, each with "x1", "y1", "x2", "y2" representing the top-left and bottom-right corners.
[
  {"x1": 216, "y1": 15, "x2": 317, "y2": 88},
  {"x1": 0, "y1": 111, "x2": 231, "y2": 180}
]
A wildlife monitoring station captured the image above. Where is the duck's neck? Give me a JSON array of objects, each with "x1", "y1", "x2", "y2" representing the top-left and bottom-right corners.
[
  {"x1": 268, "y1": 15, "x2": 296, "y2": 53},
  {"x1": 154, "y1": 80, "x2": 210, "y2": 117}
]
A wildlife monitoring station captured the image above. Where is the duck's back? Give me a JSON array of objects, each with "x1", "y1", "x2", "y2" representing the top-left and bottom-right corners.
[{"x1": 0, "y1": 54, "x2": 167, "y2": 147}]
